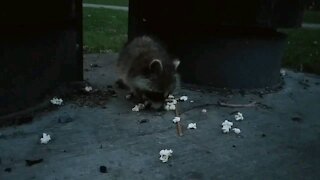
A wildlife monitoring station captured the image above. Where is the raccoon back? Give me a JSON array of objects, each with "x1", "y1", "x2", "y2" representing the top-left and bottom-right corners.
[{"x1": 117, "y1": 36, "x2": 172, "y2": 82}]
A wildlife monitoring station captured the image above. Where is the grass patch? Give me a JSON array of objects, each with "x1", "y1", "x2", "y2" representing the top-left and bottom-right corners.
[
  {"x1": 303, "y1": 10, "x2": 320, "y2": 24},
  {"x1": 83, "y1": 7, "x2": 128, "y2": 53},
  {"x1": 279, "y1": 28, "x2": 320, "y2": 74},
  {"x1": 83, "y1": 0, "x2": 128, "y2": 6}
]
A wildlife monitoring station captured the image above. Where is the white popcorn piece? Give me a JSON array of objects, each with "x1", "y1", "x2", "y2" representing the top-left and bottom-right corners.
[
  {"x1": 187, "y1": 123, "x2": 197, "y2": 129},
  {"x1": 138, "y1": 103, "x2": 145, "y2": 109},
  {"x1": 222, "y1": 126, "x2": 231, "y2": 133},
  {"x1": 232, "y1": 128, "x2": 241, "y2": 134},
  {"x1": 132, "y1": 105, "x2": 140, "y2": 112},
  {"x1": 50, "y1": 98, "x2": 63, "y2": 105},
  {"x1": 172, "y1": 117, "x2": 181, "y2": 123},
  {"x1": 164, "y1": 104, "x2": 170, "y2": 111},
  {"x1": 222, "y1": 120, "x2": 233, "y2": 126},
  {"x1": 84, "y1": 86, "x2": 93, "y2": 92},
  {"x1": 40, "y1": 133, "x2": 51, "y2": 144},
  {"x1": 190, "y1": 100, "x2": 194, "y2": 103},
  {"x1": 165, "y1": 104, "x2": 176, "y2": 111},
  {"x1": 159, "y1": 149, "x2": 173, "y2": 163},
  {"x1": 166, "y1": 100, "x2": 177, "y2": 106},
  {"x1": 179, "y1": 96, "x2": 188, "y2": 101},
  {"x1": 132, "y1": 103, "x2": 145, "y2": 112},
  {"x1": 169, "y1": 104, "x2": 176, "y2": 110},
  {"x1": 172, "y1": 99, "x2": 177, "y2": 105},
  {"x1": 201, "y1": 109, "x2": 207, "y2": 113},
  {"x1": 234, "y1": 112, "x2": 244, "y2": 121},
  {"x1": 164, "y1": 96, "x2": 178, "y2": 111},
  {"x1": 222, "y1": 120, "x2": 233, "y2": 133},
  {"x1": 280, "y1": 69, "x2": 286, "y2": 76}
]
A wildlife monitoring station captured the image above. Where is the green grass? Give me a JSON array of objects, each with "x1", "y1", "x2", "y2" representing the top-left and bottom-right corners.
[
  {"x1": 280, "y1": 29, "x2": 320, "y2": 74},
  {"x1": 83, "y1": 7, "x2": 128, "y2": 53},
  {"x1": 303, "y1": 10, "x2": 320, "y2": 24},
  {"x1": 83, "y1": 0, "x2": 128, "y2": 6}
]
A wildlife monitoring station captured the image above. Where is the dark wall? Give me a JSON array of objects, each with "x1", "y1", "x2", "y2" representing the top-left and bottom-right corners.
[
  {"x1": 0, "y1": 0, "x2": 83, "y2": 116},
  {"x1": 128, "y1": 0, "x2": 306, "y2": 41},
  {"x1": 306, "y1": 0, "x2": 320, "y2": 10},
  {"x1": 128, "y1": 0, "x2": 305, "y2": 89}
]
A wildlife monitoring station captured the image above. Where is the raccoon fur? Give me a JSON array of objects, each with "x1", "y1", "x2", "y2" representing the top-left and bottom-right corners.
[{"x1": 116, "y1": 35, "x2": 180, "y2": 109}]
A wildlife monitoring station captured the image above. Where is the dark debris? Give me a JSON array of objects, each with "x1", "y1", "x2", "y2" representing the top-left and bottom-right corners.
[
  {"x1": 99, "y1": 166, "x2": 108, "y2": 173},
  {"x1": 25, "y1": 159, "x2": 43, "y2": 166},
  {"x1": 291, "y1": 116, "x2": 303, "y2": 122},
  {"x1": 4, "y1": 167, "x2": 12, "y2": 172},
  {"x1": 90, "y1": 63, "x2": 100, "y2": 68},
  {"x1": 138, "y1": 119, "x2": 149, "y2": 124}
]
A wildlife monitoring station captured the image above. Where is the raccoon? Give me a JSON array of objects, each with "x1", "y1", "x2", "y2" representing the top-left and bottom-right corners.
[{"x1": 116, "y1": 35, "x2": 180, "y2": 109}]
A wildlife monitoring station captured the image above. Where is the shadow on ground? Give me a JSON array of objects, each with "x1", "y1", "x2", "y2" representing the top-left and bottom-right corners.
[{"x1": 1, "y1": 54, "x2": 320, "y2": 180}]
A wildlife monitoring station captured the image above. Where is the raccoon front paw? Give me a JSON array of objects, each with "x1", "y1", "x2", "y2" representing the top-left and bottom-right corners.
[{"x1": 126, "y1": 91, "x2": 143, "y2": 103}]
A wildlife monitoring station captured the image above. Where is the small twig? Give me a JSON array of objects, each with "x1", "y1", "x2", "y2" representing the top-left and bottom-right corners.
[
  {"x1": 175, "y1": 102, "x2": 183, "y2": 137},
  {"x1": 217, "y1": 101, "x2": 257, "y2": 108},
  {"x1": 182, "y1": 103, "x2": 217, "y2": 115}
]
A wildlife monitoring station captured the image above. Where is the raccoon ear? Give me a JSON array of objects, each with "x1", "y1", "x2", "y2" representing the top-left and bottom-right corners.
[
  {"x1": 173, "y1": 59, "x2": 180, "y2": 70},
  {"x1": 149, "y1": 59, "x2": 163, "y2": 73}
]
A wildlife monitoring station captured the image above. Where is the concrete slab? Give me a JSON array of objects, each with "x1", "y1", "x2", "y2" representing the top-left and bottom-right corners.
[{"x1": 1, "y1": 54, "x2": 320, "y2": 180}]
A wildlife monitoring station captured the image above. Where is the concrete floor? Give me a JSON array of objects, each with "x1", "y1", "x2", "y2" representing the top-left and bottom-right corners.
[{"x1": 1, "y1": 53, "x2": 320, "y2": 180}]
